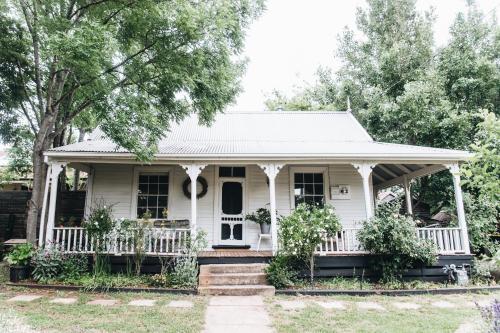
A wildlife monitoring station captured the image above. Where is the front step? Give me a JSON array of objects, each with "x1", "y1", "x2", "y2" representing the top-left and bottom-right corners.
[
  {"x1": 198, "y1": 285, "x2": 275, "y2": 296},
  {"x1": 200, "y1": 263, "x2": 268, "y2": 275},
  {"x1": 199, "y1": 272, "x2": 267, "y2": 286},
  {"x1": 198, "y1": 263, "x2": 275, "y2": 296}
]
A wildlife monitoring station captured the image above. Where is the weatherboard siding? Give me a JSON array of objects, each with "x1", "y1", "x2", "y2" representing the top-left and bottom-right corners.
[{"x1": 85, "y1": 163, "x2": 366, "y2": 250}]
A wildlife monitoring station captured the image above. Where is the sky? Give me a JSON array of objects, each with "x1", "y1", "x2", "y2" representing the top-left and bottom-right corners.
[{"x1": 233, "y1": 0, "x2": 500, "y2": 111}]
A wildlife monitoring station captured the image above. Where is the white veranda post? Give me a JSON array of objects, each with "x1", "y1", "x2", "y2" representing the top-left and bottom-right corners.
[
  {"x1": 181, "y1": 164, "x2": 206, "y2": 239},
  {"x1": 403, "y1": 175, "x2": 413, "y2": 215},
  {"x1": 44, "y1": 162, "x2": 66, "y2": 245},
  {"x1": 353, "y1": 163, "x2": 377, "y2": 220},
  {"x1": 446, "y1": 163, "x2": 471, "y2": 254},
  {"x1": 258, "y1": 163, "x2": 284, "y2": 255}
]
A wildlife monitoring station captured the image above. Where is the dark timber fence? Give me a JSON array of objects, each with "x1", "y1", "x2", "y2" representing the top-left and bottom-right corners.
[{"x1": 0, "y1": 190, "x2": 86, "y2": 242}]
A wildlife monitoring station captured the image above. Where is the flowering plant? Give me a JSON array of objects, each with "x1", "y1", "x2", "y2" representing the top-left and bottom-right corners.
[{"x1": 279, "y1": 203, "x2": 341, "y2": 284}]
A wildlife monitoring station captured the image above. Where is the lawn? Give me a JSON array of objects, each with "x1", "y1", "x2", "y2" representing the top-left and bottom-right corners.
[
  {"x1": 267, "y1": 292, "x2": 499, "y2": 333},
  {"x1": 0, "y1": 287, "x2": 207, "y2": 333}
]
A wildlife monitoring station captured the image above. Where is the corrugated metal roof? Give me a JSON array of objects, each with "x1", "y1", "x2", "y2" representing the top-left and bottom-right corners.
[{"x1": 48, "y1": 111, "x2": 470, "y2": 160}]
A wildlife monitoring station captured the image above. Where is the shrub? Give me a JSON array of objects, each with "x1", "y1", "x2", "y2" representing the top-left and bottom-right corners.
[
  {"x1": 170, "y1": 230, "x2": 207, "y2": 289},
  {"x1": 265, "y1": 253, "x2": 298, "y2": 289},
  {"x1": 358, "y1": 201, "x2": 437, "y2": 282},
  {"x1": 31, "y1": 246, "x2": 87, "y2": 283},
  {"x1": 5, "y1": 243, "x2": 34, "y2": 266},
  {"x1": 84, "y1": 201, "x2": 115, "y2": 275},
  {"x1": 150, "y1": 273, "x2": 172, "y2": 288},
  {"x1": 279, "y1": 203, "x2": 341, "y2": 284}
]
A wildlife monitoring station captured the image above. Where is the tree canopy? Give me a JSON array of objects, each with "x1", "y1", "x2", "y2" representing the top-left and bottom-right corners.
[{"x1": 0, "y1": 0, "x2": 264, "y2": 242}]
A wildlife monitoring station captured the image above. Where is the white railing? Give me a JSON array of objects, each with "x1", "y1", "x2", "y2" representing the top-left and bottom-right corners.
[
  {"x1": 416, "y1": 227, "x2": 464, "y2": 254},
  {"x1": 317, "y1": 228, "x2": 366, "y2": 254},
  {"x1": 52, "y1": 227, "x2": 190, "y2": 256},
  {"x1": 317, "y1": 227, "x2": 466, "y2": 255}
]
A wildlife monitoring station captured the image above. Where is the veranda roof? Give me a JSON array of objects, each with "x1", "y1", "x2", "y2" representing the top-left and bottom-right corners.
[{"x1": 47, "y1": 111, "x2": 470, "y2": 161}]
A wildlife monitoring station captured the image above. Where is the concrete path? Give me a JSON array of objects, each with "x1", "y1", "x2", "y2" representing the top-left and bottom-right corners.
[{"x1": 203, "y1": 296, "x2": 275, "y2": 333}]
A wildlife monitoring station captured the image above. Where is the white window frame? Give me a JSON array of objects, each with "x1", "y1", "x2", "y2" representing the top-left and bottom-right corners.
[
  {"x1": 130, "y1": 166, "x2": 174, "y2": 220},
  {"x1": 289, "y1": 166, "x2": 330, "y2": 209}
]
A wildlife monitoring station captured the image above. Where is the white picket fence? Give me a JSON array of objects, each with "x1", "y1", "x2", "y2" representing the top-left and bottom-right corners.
[
  {"x1": 317, "y1": 227, "x2": 465, "y2": 255},
  {"x1": 52, "y1": 227, "x2": 190, "y2": 256}
]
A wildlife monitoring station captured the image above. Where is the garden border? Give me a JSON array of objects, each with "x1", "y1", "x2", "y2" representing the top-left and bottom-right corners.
[
  {"x1": 6, "y1": 282, "x2": 197, "y2": 295},
  {"x1": 276, "y1": 286, "x2": 500, "y2": 296}
]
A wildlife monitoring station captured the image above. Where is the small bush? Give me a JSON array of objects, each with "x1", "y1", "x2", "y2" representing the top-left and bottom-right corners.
[
  {"x1": 279, "y1": 203, "x2": 341, "y2": 284},
  {"x1": 31, "y1": 246, "x2": 87, "y2": 283},
  {"x1": 170, "y1": 230, "x2": 207, "y2": 289},
  {"x1": 5, "y1": 243, "x2": 34, "y2": 266},
  {"x1": 150, "y1": 273, "x2": 172, "y2": 288},
  {"x1": 358, "y1": 201, "x2": 437, "y2": 283},
  {"x1": 265, "y1": 253, "x2": 298, "y2": 289}
]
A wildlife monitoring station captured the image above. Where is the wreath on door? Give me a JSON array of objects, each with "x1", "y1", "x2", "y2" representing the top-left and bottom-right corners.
[{"x1": 182, "y1": 177, "x2": 208, "y2": 199}]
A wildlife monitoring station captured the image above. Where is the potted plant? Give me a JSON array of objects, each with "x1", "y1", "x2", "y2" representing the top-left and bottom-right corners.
[
  {"x1": 5, "y1": 243, "x2": 34, "y2": 282},
  {"x1": 245, "y1": 208, "x2": 272, "y2": 234}
]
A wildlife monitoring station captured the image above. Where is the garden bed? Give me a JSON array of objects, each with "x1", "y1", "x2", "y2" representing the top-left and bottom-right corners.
[
  {"x1": 6, "y1": 281, "x2": 196, "y2": 294},
  {"x1": 277, "y1": 285, "x2": 500, "y2": 296}
]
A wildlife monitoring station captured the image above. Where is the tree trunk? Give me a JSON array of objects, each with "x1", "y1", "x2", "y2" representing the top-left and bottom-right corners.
[
  {"x1": 25, "y1": 117, "x2": 54, "y2": 244},
  {"x1": 73, "y1": 129, "x2": 85, "y2": 190},
  {"x1": 310, "y1": 254, "x2": 315, "y2": 287}
]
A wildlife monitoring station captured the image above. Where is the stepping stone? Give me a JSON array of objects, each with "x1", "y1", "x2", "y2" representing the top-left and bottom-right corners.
[
  {"x1": 50, "y1": 297, "x2": 78, "y2": 305},
  {"x1": 392, "y1": 302, "x2": 421, "y2": 310},
  {"x1": 357, "y1": 302, "x2": 385, "y2": 311},
  {"x1": 431, "y1": 301, "x2": 455, "y2": 308},
  {"x1": 128, "y1": 299, "x2": 156, "y2": 307},
  {"x1": 7, "y1": 295, "x2": 42, "y2": 302},
  {"x1": 315, "y1": 301, "x2": 346, "y2": 310},
  {"x1": 87, "y1": 299, "x2": 118, "y2": 306},
  {"x1": 167, "y1": 300, "x2": 193, "y2": 308},
  {"x1": 209, "y1": 296, "x2": 264, "y2": 306},
  {"x1": 277, "y1": 300, "x2": 306, "y2": 310}
]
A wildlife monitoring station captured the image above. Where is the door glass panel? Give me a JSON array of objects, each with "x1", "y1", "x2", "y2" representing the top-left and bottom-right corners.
[
  {"x1": 222, "y1": 182, "x2": 242, "y2": 215},
  {"x1": 221, "y1": 224, "x2": 231, "y2": 240},
  {"x1": 233, "y1": 224, "x2": 243, "y2": 240}
]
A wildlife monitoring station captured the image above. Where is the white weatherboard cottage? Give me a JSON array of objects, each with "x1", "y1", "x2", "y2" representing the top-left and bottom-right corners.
[{"x1": 40, "y1": 111, "x2": 472, "y2": 257}]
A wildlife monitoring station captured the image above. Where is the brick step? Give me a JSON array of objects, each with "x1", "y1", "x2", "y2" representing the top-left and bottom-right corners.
[
  {"x1": 199, "y1": 272, "x2": 267, "y2": 286},
  {"x1": 200, "y1": 263, "x2": 268, "y2": 275},
  {"x1": 198, "y1": 285, "x2": 275, "y2": 296}
]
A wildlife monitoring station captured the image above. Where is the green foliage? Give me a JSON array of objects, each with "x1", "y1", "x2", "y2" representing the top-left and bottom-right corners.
[
  {"x1": 265, "y1": 253, "x2": 298, "y2": 289},
  {"x1": 31, "y1": 246, "x2": 88, "y2": 283},
  {"x1": 358, "y1": 201, "x2": 437, "y2": 282},
  {"x1": 279, "y1": 203, "x2": 341, "y2": 284},
  {"x1": 462, "y1": 193, "x2": 498, "y2": 254},
  {"x1": 245, "y1": 207, "x2": 271, "y2": 225},
  {"x1": 5, "y1": 243, "x2": 34, "y2": 266},
  {"x1": 150, "y1": 273, "x2": 172, "y2": 288},
  {"x1": 170, "y1": 230, "x2": 207, "y2": 289},
  {"x1": 84, "y1": 202, "x2": 114, "y2": 243}
]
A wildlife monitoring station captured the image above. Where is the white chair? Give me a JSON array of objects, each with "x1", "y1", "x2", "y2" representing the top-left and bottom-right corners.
[{"x1": 257, "y1": 234, "x2": 272, "y2": 251}]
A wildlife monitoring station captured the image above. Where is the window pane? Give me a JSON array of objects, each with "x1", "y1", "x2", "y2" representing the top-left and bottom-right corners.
[
  {"x1": 233, "y1": 167, "x2": 245, "y2": 177},
  {"x1": 219, "y1": 167, "x2": 232, "y2": 177},
  {"x1": 139, "y1": 175, "x2": 149, "y2": 183},
  {"x1": 138, "y1": 183, "x2": 148, "y2": 194},
  {"x1": 138, "y1": 195, "x2": 147, "y2": 207},
  {"x1": 313, "y1": 173, "x2": 323, "y2": 182},
  {"x1": 157, "y1": 196, "x2": 168, "y2": 207},
  {"x1": 158, "y1": 175, "x2": 168, "y2": 183},
  {"x1": 222, "y1": 182, "x2": 242, "y2": 215},
  {"x1": 137, "y1": 208, "x2": 146, "y2": 218},
  {"x1": 304, "y1": 173, "x2": 314, "y2": 183},
  {"x1": 294, "y1": 173, "x2": 303, "y2": 183},
  {"x1": 147, "y1": 196, "x2": 157, "y2": 207},
  {"x1": 150, "y1": 183, "x2": 159, "y2": 194},
  {"x1": 158, "y1": 207, "x2": 168, "y2": 218},
  {"x1": 149, "y1": 175, "x2": 159, "y2": 184},
  {"x1": 314, "y1": 184, "x2": 323, "y2": 195},
  {"x1": 305, "y1": 184, "x2": 314, "y2": 195},
  {"x1": 158, "y1": 183, "x2": 168, "y2": 195}
]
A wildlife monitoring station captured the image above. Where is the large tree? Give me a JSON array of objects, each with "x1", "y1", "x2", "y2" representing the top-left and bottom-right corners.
[{"x1": 0, "y1": 0, "x2": 264, "y2": 243}]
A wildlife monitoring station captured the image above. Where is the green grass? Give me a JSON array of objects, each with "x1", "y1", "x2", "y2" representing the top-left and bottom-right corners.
[
  {"x1": 268, "y1": 293, "x2": 498, "y2": 333},
  {"x1": 0, "y1": 288, "x2": 207, "y2": 333}
]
